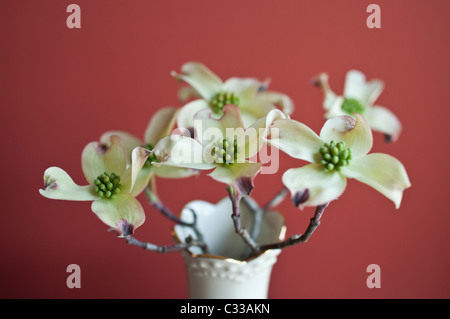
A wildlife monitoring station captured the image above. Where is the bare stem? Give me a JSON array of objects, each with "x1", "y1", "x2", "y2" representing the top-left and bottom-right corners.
[
  {"x1": 256, "y1": 201, "x2": 330, "y2": 253},
  {"x1": 125, "y1": 235, "x2": 206, "y2": 253},
  {"x1": 262, "y1": 187, "x2": 289, "y2": 212},
  {"x1": 145, "y1": 188, "x2": 204, "y2": 241},
  {"x1": 253, "y1": 187, "x2": 289, "y2": 240},
  {"x1": 227, "y1": 188, "x2": 259, "y2": 254}
]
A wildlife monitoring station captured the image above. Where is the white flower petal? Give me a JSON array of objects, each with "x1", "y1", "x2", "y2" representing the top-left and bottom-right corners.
[
  {"x1": 99, "y1": 131, "x2": 142, "y2": 164},
  {"x1": 237, "y1": 109, "x2": 287, "y2": 160},
  {"x1": 255, "y1": 91, "x2": 295, "y2": 115},
  {"x1": 154, "y1": 165, "x2": 199, "y2": 179},
  {"x1": 178, "y1": 86, "x2": 201, "y2": 102},
  {"x1": 208, "y1": 161, "x2": 262, "y2": 187},
  {"x1": 240, "y1": 98, "x2": 277, "y2": 122},
  {"x1": 144, "y1": 107, "x2": 178, "y2": 146},
  {"x1": 91, "y1": 194, "x2": 145, "y2": 236},
  {"x1": 364, "y1": 105, "x2": 402, "y2": 142},
  {"x1": 266, "y1": 118, "x2": 323, "y2": 163},
  {"x1": 320, "y1": 114, "x2": 373, "y2": 159},
  {"x1": 129, "y1": 167, "x2": 153, "y2": 197},
  {"x1": 81, "y1": 135, "x2": 127, "y2": 184},
  {"x1": 282, "y1": 163, "x2": 347, "y2": 208},
  {"x1": 344, "y1": 70, "x2": 384, "y2": 105},
  {"x1": 341, "y1": 153, "x2": 411, "y2": 209},
  {"x1": 324, "y1": 96, "x2": 345, "y2": 119},
  {"x1": 177, "y1": 99, "x2": 210, "y2": 130},
  {"x1": 241, "y1": 112, "x2": 259, "y2": 128},
  {"x1": 194, "y1": 105, "x2": 244, "y2": 146},
  {"x1": 222, "y1": 77, "x2": 263, "y2": 101},
  {"x1": 312, "y1": 72, "x2": 339, "y2": 111},
  {"x1": 172, "y1": 62, "x2": 223, "y2": 100},
  {"x1": 153, "y1": 135, "x2": 215, "y2": 170},
  {"x1": 39, "y1": 167, "x2": 98, "y2": 201},
  {"x1": 124, "y1": 146, "x2": 153, "y2": 194}
]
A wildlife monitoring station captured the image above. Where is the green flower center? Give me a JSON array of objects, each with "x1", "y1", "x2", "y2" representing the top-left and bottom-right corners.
[
  {"x1": 143, "y1": 144, "x2": 159, "y2": 168},
  {"x1": 211, "y1": 137, "x2": 238, "y2": 166},
  {"x1": 318, "y1": 140, "x2": 352, "y2": 172},
  {"x1": 94, "y1": 172, "x2": 122, "y2": 199},
  {"x1": 210, "y1": 91, "x2": 240, "y2": 114},
  {"x1": 341, "y1": 98, "x2": 365, "y2": 114}
]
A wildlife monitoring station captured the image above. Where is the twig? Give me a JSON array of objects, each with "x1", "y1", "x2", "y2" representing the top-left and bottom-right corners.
[
  {"x1": 256, "y1": 202, "x2": 330, "y2": 252},
  {"x1": 253, "y1": 187, "x2": 289, "y2": 240},
  {"x1": 262, "y1": 187, "x2": 289, "y2": 211},
  {"x1": 145, "y1": 188, "x2": 204, "y2": 241},
  {"x1": 226, "y1": 188, "x2": 259, "y2": 254},
  {"x1": 125, "y1": 235, "x2": 206, "y2": 253}
]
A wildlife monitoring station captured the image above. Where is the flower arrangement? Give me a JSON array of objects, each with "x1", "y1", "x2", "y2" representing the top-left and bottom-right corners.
[{"x1": 39, "y1": 62, "x2": 411, "y2": 261}]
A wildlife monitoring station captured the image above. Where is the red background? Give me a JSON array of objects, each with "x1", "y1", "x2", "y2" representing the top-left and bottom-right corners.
[{"x1": 1, "y1": 0, "x2": 449, "y2": 299}]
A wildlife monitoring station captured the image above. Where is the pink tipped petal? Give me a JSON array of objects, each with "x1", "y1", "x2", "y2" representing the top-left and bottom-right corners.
[
  {"x1": 39, "y1": 167, "x2": 98, "y2": 201},
  {"x1": 172, "y1": 62, "x2": 223, "y2": 100},
  {"x1": 208, "y1": 161, "x2": 262, "y2": 188},
  {"x1": 319, "y1": 114, "x2": 373, "y2": 159},
  {"x1": 341, "y1": 153, "x2": 411, "y2": 209},
  {"x1": 282, "y1": 164, "x2": 347, "y2": 208},
  {"x1": 344, "y1": 70, "x2": 384, "y2": 105},
  {"x1": 364, "y1": 106, "x2": 402, "y2": 142},
  {"x1": 99, "y1": 131, "x2": 142, "y2": 164},
  {"x1": 81, "y1": 135, "x2": 127, "y2": 185},
  {"x1": 91, "y1": 195, "x2": 145, "y2": 237},
  {"x1": 177, "y1": 99, "x2": 210, "y2": 130},
  {"x1": 144, "y1": 107, "x2": 178, "y2": 146},
  {"x1": 266, "y1": 118, "x2": 323, "y2": 163}
]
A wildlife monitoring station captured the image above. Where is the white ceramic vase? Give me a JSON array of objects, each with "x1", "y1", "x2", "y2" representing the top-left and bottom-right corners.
[{"x1": 173, "y1": 196, "x2": 286, "y2": 299}]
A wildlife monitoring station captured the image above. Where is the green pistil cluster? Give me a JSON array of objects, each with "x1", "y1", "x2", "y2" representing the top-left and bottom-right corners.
[
  {"x1": 318, "y1": 140, "x2": 352, "y2": 172},
  {"x1": 210, "y1": 91, "x2": 240, "y2": 114},
  {"x1": 341, "y1": 98, "x2": 365, "y2": 114},
  {"x1": 94, "y1": 172, "x2": 122, "y2": 199},
  {"x1": 211, "y1": 137, "x2": 238, "y2": 166},
  {"x1": 143, "y1": 144, "x2": 159, "y2": 168}
]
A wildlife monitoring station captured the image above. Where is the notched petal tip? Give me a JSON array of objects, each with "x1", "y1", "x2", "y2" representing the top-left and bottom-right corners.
[
  {"x1": 108, "y1": 219, "x2": 135, "y2": 237},
  {"x1": 310, "y1": 73, "x2": 329, "y2": 89},
  {"x1": 384, "y1": 133, "x2": 400, "y2": 143},
  {"x1": 43, "y1": 175, "x2": 58, "y2": 191},
  {"x1": 291, "y1": 189, "x2": 310, "y2": 207},
  {"x1": 170, "y1": 70, "x2": 183, "y2": 82},
  {"x1": 96, "y1": 143, "x2": 109, "y2": 155},
  {"x1": 117, "y1": 219, "x2": 134, "y2": 237}
]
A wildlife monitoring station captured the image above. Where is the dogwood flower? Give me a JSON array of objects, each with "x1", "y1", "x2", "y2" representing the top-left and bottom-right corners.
[
  {"x1": 171, "y1": 62, "x2": 294, "y2": 129},
  {"x1": 39, "y1": 135, "x2": 152, "y2": 236},
  {"x1": 150, "y1": 105, "x2": 286, "y2": 195},
  {"x1": 266, "y1": 114, "x2": 411, "y2": 209},
  {"x1": 313, "y1": 70, "x2": 402, "y2": 142},
  {"x1": 99, "y1": 107, "x2": 199, "y2": 196}
]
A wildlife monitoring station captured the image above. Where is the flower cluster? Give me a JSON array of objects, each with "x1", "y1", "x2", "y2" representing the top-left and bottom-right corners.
[{"x1": 40, "y1": 62, "x2": 411, "y2": 253}]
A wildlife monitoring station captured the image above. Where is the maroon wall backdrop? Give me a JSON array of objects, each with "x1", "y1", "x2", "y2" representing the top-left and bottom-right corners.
[{"x1": 1, "y1": 0, "x2": 449, "y2": 298}]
